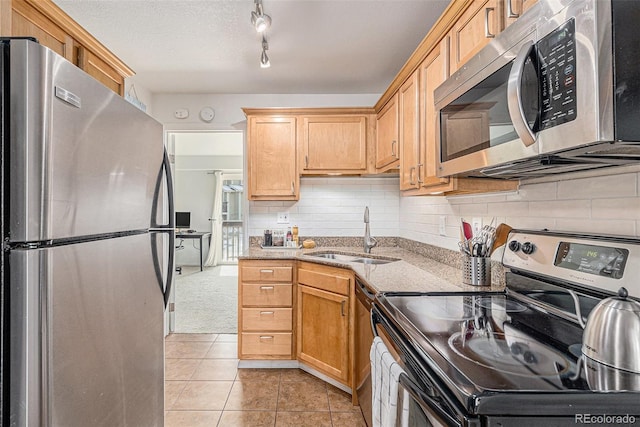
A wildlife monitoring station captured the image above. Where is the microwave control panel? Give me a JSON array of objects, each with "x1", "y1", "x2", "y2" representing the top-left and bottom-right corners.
[{"x1": 537, "y1": 18, "x2": 577, "y2": 131}]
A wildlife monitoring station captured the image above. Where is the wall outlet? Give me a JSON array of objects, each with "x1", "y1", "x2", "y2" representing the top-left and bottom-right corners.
[
  {"x1": 472, "y1": 217, "x2": 482, "y2": 235},
  {"x1": 277, "y1": 212, "x2": 290, "y2": 224},
  {"x1": 438, "y1": 216, "x2": 447, "y2": 236}
]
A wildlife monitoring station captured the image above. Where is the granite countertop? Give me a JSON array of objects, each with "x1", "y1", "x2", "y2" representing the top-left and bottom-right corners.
[{"x1": 240, "y1": 246, "x2": 506, "y2": 294}]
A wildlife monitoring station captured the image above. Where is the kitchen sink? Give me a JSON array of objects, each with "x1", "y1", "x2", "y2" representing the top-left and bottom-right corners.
[
  {"x1": 304, "y1": 252, "x2": 399, "y2": 265},
  {"x1": 350, "y1": 258, "x2": 397, "y2": 265}
]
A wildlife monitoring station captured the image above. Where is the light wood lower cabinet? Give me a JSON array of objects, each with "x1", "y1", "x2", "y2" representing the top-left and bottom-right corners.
[
  {"x1": 296, "y1": 262, "x2": 353, "y2": 386},
  {"x1": 238, "y1": 260, "x2": 295, "y2": 359}
]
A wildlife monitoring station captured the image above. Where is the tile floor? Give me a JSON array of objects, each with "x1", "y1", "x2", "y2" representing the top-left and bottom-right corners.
[{"x1": 165, "y1": 333, "x2": 367, "y2": 427}]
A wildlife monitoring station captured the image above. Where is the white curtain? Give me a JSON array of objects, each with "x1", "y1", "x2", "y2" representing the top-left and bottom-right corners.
[{"x1": 204, "y1": 171, "x2": 223, "y2": 267}]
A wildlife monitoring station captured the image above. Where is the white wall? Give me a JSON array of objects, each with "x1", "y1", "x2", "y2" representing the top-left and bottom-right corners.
[
  {"x1": 151, "y1": 93, "x2": 380, "y2": 129},
  {"x1": 248, "y1": 177, "x2": 400, "y2": 238},
  {"x1": 400, "y1": 169, "x2": 640, "y2": 252}
]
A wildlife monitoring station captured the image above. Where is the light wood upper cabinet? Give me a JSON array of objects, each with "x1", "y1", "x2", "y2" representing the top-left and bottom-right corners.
[
  {"x1": 450, "y1": 0, "x2": 503, "y2": 73},
  {"x1": 399, "y1": 70, "x2": 421, "y2": 191},
  {"x1": 504, "y1": 0, "x2": 538, "y2": 28},
  {"x1": 246, "y1": 115, "x2": 299, "y2": 201},
  {"x1": 5, "y1": 0, "x2": 133, "y2": 96},
  {"x1": 300, "y1": 115, "x2": 368, "y2": 174},
  {"x1": 297, "y1": 262, "x2": 352, "y2": 386},
  {"x1": 375, "y1": 94, "x2": 399, "y2": 171},
  {"x1": 419, "y1": 36, "x2": 451, "y2": 190}
]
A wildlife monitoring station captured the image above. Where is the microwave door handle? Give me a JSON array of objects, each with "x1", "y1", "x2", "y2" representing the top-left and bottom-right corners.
[{"x1": 507, "y1": 40, "x2": 536, "y2": 147}]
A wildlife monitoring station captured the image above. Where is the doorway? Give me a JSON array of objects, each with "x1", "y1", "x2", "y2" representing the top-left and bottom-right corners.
[{"x1": 168, "y1": 130, "x2": 244, "y2": 334}]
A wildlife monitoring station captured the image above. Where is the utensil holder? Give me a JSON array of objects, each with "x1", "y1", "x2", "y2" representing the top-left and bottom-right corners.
[{"x1": 462, "y1": 256, "x2": 491, "y2": 286}]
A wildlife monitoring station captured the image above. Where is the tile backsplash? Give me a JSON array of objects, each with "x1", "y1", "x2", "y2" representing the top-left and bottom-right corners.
[{"x1": 248, "y1": 169, "x2": 640, "y2": 252}]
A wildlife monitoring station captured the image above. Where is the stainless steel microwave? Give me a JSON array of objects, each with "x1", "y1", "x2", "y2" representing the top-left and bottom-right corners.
[{"x1": 435, "y1": 0, "x2": 640, "y2": 179}]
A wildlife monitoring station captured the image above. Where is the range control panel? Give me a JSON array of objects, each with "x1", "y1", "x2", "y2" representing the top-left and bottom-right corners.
[{"x1": 502, "y1": 230, "x2": 640, "y2": 297}]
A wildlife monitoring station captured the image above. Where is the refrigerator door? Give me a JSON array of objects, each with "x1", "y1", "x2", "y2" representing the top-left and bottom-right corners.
[
  {"x1": 7, "y1": 39, "x2": 164, "y2": 243},
  {"x1": 9, "y1": 233, "x2": 164, "y2": 427}
]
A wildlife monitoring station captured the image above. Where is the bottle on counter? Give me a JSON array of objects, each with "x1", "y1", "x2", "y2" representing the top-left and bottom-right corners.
[
  {"x1": 286, "y1": 227, "x2": 293, "y2": 247},
  {"x1": 292, "y1": 225, "x2": 299, "y2": 247}
]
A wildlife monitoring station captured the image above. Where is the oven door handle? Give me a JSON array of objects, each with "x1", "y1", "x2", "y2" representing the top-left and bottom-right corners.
[
  {"x1": 507, "y1": 39, "x2": 537, "y2": 147},
  {"x1": 398, "y1": 372, "x2": 463, "y2": 427}
]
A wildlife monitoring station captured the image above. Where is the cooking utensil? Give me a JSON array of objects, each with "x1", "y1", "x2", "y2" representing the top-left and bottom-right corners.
[
  {"x1": 461, "y1": 219, "x2": 473, "y2": 240},
  {"x1": 490, "y1": 223, "x2": 512, "y2": 254},
  {"x1": 582, "y1": 287, "x2": 640, "y2": 373}
]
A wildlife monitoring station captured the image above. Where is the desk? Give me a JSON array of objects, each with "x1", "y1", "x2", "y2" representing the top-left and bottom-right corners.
[{"x1": 176, "y1": 231, "x2": 212, "y2": 271}]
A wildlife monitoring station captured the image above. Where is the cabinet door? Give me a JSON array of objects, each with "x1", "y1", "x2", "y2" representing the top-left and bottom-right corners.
[
  {"x1": 297, "y1": 284, "x2": 349, "y2": 384},
  {"x1": 300, "y1": 116, "x2": 367, "y2": 173},
  {"x1": 399, "y1": 70, "x2": 420, "y2": 191},
  {"x1": 247, "y1": 116, "x2": 299, "y2": 200},
  {"x1": 11, "y1": 0, "x2": 75, "y2": 63},
  {"x1": 78, "y1": 46, "x2": 125, "y2": 96},
  {"x1": 450, "y1": 0, "x2": 503, "y2": 73},
  {"x1": 375, "y1": 94, "x2": 399, "y2": 170},
  {"x1": 420, "y1": 36, "x2": 451, "y2": 190}
]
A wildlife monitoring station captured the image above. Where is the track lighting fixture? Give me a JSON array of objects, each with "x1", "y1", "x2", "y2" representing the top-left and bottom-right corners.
[
  {"x1": 250, "y1": 0, "x2": 271, "y2": 33},
  {"x1": 260, "y1": 36, "x2": 270, "y2": 68}
]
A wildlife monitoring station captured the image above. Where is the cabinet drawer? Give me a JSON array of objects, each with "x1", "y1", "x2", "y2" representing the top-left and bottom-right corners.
[
  {"x1": 298, "y1": 267, "x2": 351, "y2": 296},
  {"x1": 242, "y1": 308, "x2": 292, "y2": 331},
  {"x1": 242, "y1": 266, "x2": 292, "y2": 282},
  {"x1": 241, "y1": 333, "x2": 292, "y2": 357},
  {"x1": 242, "y1": 283, "x2": 292, "y2": 307}
]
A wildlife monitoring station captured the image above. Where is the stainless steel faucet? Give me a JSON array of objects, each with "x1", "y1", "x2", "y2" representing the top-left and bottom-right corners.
[{"x1": 363, "y1": 206, "x2": 378, "y2": 254}]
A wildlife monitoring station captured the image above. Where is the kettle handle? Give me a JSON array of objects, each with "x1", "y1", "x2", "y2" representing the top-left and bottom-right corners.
[{"x1": 568, "y1": 290, "x2": 587, "y2": 329}]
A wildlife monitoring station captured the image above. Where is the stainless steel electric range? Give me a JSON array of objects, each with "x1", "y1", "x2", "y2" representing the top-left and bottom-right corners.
[{"x1": 372, "y1": 229, "x2": 640, "y2": 426}]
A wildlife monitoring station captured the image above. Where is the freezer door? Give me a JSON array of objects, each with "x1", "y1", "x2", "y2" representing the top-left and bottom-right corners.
[
  {"x1": 9, "y1": 233, "x2": 164, "y2": 427},
  {"x1": 7, "y1": 39, "x2": 164, "y2": 242}
]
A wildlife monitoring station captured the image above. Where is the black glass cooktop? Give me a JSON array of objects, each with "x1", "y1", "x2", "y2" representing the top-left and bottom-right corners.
[{"x1": 381, "y1": 292, "x2": 588, "y2": 393}]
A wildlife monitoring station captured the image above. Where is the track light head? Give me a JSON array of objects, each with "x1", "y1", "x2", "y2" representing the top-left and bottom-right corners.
[
  {"x1": 260, "y1": 36, "x2": 270, "y2": 68},
  {"x1": 250, "y1": 0, "x2": 271, "y2": 33}
]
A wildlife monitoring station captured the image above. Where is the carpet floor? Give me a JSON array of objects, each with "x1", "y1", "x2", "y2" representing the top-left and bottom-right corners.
[{"x1": 174, "y1": 265, "x2": 238, "y2": 334}]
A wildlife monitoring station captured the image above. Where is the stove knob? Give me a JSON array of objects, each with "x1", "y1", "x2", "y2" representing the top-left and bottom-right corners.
[
  {"x1": 508, "y1": 240, "x2": 521, "y2": 252},
  {"x1": 523, "y1": 350, "x2": 537, "y2": 364},
  {"x1": 521, "y1": 242, "x2": 536, "y2": 255}
]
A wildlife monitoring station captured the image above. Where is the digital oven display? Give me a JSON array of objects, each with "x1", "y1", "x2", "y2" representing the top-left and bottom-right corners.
[{"x1": 554, "y1": 242, "x2": 628, "y2": 279}]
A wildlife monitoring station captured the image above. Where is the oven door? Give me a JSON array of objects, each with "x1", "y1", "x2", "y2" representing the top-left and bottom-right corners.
[
  {"x1": 435, "y1": 31, "x2": 540, "y2": 178},
  {"x1": 372, "y1": 305, "x2": 479, "y2": 427}
]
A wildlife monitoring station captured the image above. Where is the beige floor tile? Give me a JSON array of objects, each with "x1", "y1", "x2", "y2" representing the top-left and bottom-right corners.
[
  {"x1": 277, "y1": 380, "x2": 329, "y2": 412},
  {"x1": 165, "y1": 358, "x2": 202, "y2": 381},
  {"x1": 224, "y1": 380, "x2": 279, "y2": 411},
  {"x1": 330, "y1": 411, "x2": 367, "y2": 427},
  {"x1": 204, "y1": 342, "x2": 238, "y2": 359},
  {"x1": 166, "y1": 333, "x2": 218, "y2": 342},
  {"x1": 236, "y1": 368, "x2": 283, "y2": 382},
  {"x1": 216, "y1": 333, "x2": 238, "y2": 343},
  {"x1": 280, "y1": 369, "x2": 326, "y2": 386},
  {"x1": 327, "y1": 385, "x2": 359, "y2": 412},
  {"x1": 164, "y1": 410, "x2": 221, "y2": 427},
  {"x1": 275, "y1": 411, "x2": 332, "y2": 427},
  {"x1": 165, "y1": 381, "x2": 188, "y2": 409},
  {"x1": 218, "y1": 410, "x2": 276, "y2": 427},
  {"x1": 165, "y1": 341, "x2": 213, "y2": 359},
  {"x1": 171, "y1": 381, "x2": 234, "y2": 411},
  {"x1": 191, "y1": 359, "x2": 238, "y2": 381}
]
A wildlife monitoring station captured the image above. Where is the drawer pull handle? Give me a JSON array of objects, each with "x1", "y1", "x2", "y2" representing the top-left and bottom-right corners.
[
  {"x1": 484, "y1": 7, "x2": 495, "y2": 38},
  {"x1": 260, "y1": 286, "x2": 275, "y2": 290},
  {"x1": 260, "y1": 269, "x2": 274, "y2": 273},
  {"x1": 260, "y1": 311, "x2": 274, "y2": 315},
  {"x1": 259, "y1": 336, "x2": 274, "y2": 340}
]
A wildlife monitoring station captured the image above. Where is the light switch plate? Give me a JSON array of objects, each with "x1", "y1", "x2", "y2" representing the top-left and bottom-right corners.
[
  {"x1": 277, "y1": 212, "x2": 290, "y2": 224},
  {"x1": 438, "y1": 216, "x2": 447, "y2": 236}
]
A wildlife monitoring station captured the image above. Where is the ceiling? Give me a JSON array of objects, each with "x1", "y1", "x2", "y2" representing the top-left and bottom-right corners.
[{"x1": 53, "y1": 0, "x2": 450, "y2": 94}]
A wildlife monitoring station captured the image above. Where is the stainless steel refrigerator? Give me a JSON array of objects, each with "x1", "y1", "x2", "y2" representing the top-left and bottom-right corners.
[{"x1": 0, "y1": 38, "x2": 174, "y2": 426}]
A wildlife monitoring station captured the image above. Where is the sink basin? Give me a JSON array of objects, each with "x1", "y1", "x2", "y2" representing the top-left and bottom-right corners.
[
  {"x1": 304, "y1": 251, "x2": 399, "y2": 265},
  {"x1": 350, "y1": 258, "x2": 396, "y2": 265},
  {"x1": 304, "y1": 253, "x2": 358, "y2": 262}
]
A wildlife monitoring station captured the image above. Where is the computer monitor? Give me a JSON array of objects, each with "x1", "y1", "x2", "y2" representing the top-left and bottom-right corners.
[{"x1": 175, "y1": 211, "x2": 191, "y2": 229}]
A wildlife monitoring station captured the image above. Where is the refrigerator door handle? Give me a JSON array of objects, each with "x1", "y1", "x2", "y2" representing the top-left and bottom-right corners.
[
  {"x1": 151, "y1": 148, "x2": 175, "y2": 229},
  {"x1": 150, "y1": 229, "x2": 174, "y2": 308}
]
